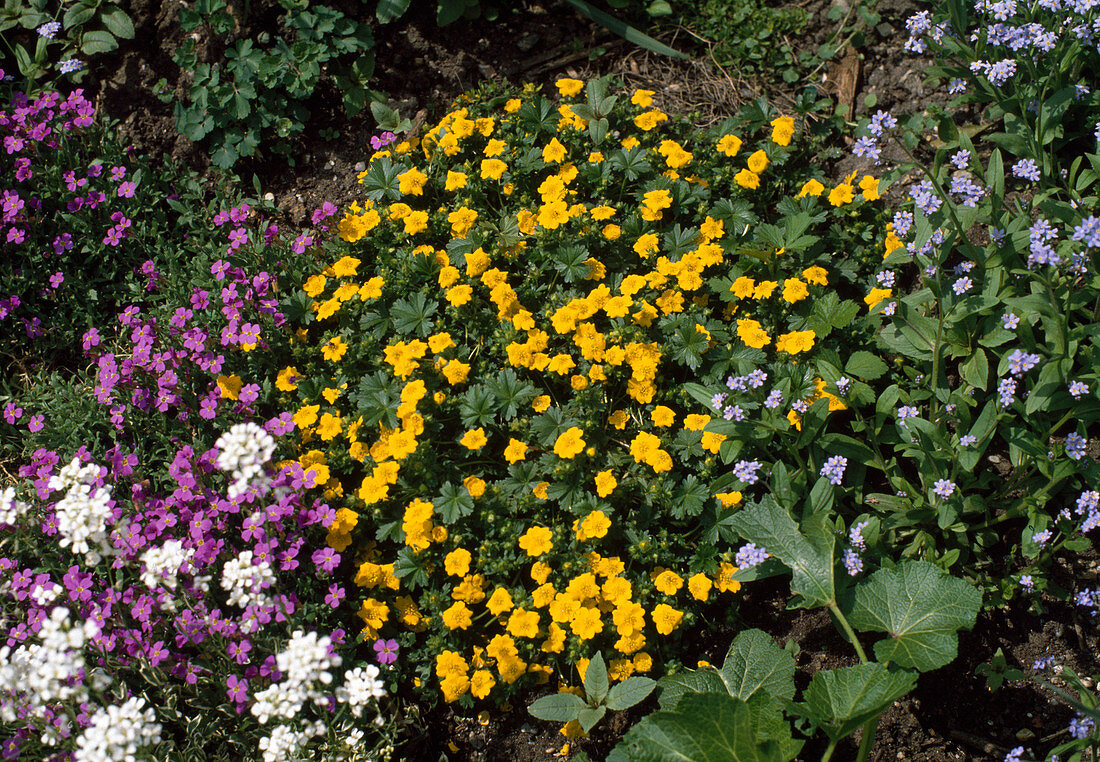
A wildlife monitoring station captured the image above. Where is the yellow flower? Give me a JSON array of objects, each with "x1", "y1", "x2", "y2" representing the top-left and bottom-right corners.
[
  {"x1": 445, "y1": 170, "x2": 468, "y2": 191},
  {"x1": 652, "y1": 603, "x2": 683, "y2": 635},
  {"x1": 570, "y1": 605, "x2": 604, "y2": 640},
  {"x1": 532, "y1": 395, "x2": 551, "y2": 412},
  {"x1": 484, "y1": 137, "x2": 506, "y2": 156},
  {"x1": 217, "y1": 374, "x2": 242, "y2": 400},
  {"x1": 590, "y1": 204, "x2": 617, "y2": 221},
  {"x1": 463, "y1": 476, "x2": 486, "y2": 498},
  {"x1": 275, "y1": 366, "x2": 300, "y2": 392},
  {"x1": 797, "y1": 178, "x2": 825, "y2": 197},
  {"x1": 442, "y1": 601, "x2": 473, "y2": 630},
  {"x1": 403, "y1": 210, "x2": 428, "y2": 235},
  {"x1": 859, "y1": 175, "x2": 880, "y2": 201},
  {"x1": 717, "y1": 134, "x2": 742, "y2": 156},
  {"x1": 658, "y1": 139, "x2": 692, "y2": 169},
  {"x1": 576, "y1": 510, "x2": 610, "y2": 541},
  {"x1": 603, "y1": 224, "x2": 621, "y2": 240},
  {"x1": 519, "y1": 526, "x2": 553, "y2": 557},
  {"x1": 442, "y1": 359, "x2": 471, "y2": 385},
  {"x1": 471, "y1": 670, "x2": 496, "y2": 699},
  {"x1": 730, "y1": 276, "x2": 755, "y2": 299},
  {"x1": 653, "y1": 570, "x2": 684, "y2": 595},
  {"x1": 303, "y1": 274, "x2": 327, "y2": 298},
  {"x1": 553, "y1": 427, "x2": 586, "y2": 459},
  {"x1": 631, "y1": 89, "x2": 654, "y2": 107},
  {"x1": 505, "y1": 98, "x2": 521, "y2": 113},
  {"x1": 802, "y1": 265, "x2": 828, "y2": 286},
  {"x1": 634, "y1": 110, "x2": 668, "y2": 131},
  {"x1": 608, "y1": 410, "x2": 629, "y2": 429},
  {"x1": 688, "y1": 573, "x2": 713, "y2": 601},
  {"x1": 716, "y1": 491, "x2": 743, "y2": 508},
  {"x1": 594, "y1": 470, "x2": 617, "y2": 498},
  {"x1": 829, "y1": 182, "x2": 855, "y2": 206},
  {"x1": 633, "y1": 233, "x2": 659, "y2": 259},
  {"x1": 293, "y1": 404, "x2": 320, "y2": 430},
  {"x1": 734, "y1": 169, "x2": 760, "y2": 189},
  {"x1": 865, "y1": 287, "x2": 893, "y2": 311},
  {"x1": 461, "y1": 428, "x2": 488, "y2": 450},
  {"x1": 480, "y1": 158, "x2": 507, "y2": 180},
  {"x1": 487, "y1": 587, "x2": 514, "y2": 616},
  {"x1": 359, "y1": 276, "x2": 384, "y2": 300},
  {"x1": 651, "y1": 406, "x2": 675, "y2": 427},
  {"x1": 770, "y1": 115, "x2": 795, "y2": 146},
  {"x1": 782, "y1": 278, "x2": 809, "y2": 304},
  {"x1": 752, "y1": 280, "x2": 778, "y2": 299},
  {"x1": 446, "y1": 285, "x2": 473, "y2": 307},
  {"x1": 428, "y1": 332, "x2": 456, "y2": 353},
  {"x1": 445, "y1": 549, "x2": 473, "y2": 577},
  {"x1": 556, "y1": 77, "x2": 584, "y2": 97},
  {"x1": 507, "y1": 609, "x2": 541, "y2": 639},
  {"x1": 588, "y1": 151, "x2": 604, "y2": 163},
  {"x1": 397, "y1": 167, "x2": 428, "y2": 195},
  {"x1": 448, "y1": 206, "x2": 478, "y2": 237},
  {"x1": 747, "y1": 149, "x2": 769, "y2": 174},
  {"x1": 321, "y1": 336, "x2": 348, "y2": 362},
  {"x1": 542, "y1": 137, "x2": 567, "y2": 164},
  {"x1": 775, "y1": 329, "x2": 816, "y2": 355},
  {"x1": 316, "y1": 412, "x2": 342, "y2": 441},
  {"x1": 504, "y1": 438, "x2": 528, "y2": 464},
  {"x1": 684, "y1": 413, "x2": 711, "y2": 431},
  {"x1": 736, "y1": 319, "x2": 771, "y2": 349}
]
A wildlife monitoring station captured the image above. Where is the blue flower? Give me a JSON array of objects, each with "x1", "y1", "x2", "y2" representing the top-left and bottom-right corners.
[
  {"x1": 819, "y1": 455, "x2": 848, "y2": 486},
  {"x1": 732, "y1": 460, "x2": 763, "y2": 484},
  {"x1": 960, "y1": 435, "x2": 977, "y2": 447},
  {"x1": 1065, "y1": 432, "x2": 1087, "y2": 460},
  {"x1": 932, "y1": 479, "x2": 956, "y2": 499},
  {"x1": 843, "y1": 548, "x2": 863, "y2": 576},
  {"x1": 1012, "y1": 158, "x2": 1040, "y2": 182},
  {"x1": 735, "y1": 543, "x2": 768, "y2": 568}
]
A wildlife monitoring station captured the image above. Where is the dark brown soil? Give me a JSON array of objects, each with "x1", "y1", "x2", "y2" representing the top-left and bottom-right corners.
[{"x1": 40, "y1": 0, "x2": 1100, "y2": 759}]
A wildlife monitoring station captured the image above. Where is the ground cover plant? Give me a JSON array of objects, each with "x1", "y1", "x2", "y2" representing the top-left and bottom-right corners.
[{"x1": 1, "y1": 0, "x2": 1100, "y2": 758}]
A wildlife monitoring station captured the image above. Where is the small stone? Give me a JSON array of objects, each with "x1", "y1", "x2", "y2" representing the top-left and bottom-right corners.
[
  {"x1": 263, "y1": 192, "x2": 274, "y2": 202},
  {"x1": 1016, "y1": 729, "x2": 1036, "y2": 742},
  {"x1": 354, "y1": 161, "x2": 366, "y2": 172},
  {"x1": 517, "y1": 33, "x2": 540, "y2": 52}
]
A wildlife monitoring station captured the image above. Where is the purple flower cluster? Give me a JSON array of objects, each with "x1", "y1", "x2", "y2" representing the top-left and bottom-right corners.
[
  {"x1": 732, "y1": 459, "x2": 763, "y2": 485},
  {"x1": 819, "y1": 455, "x2": 848, "y2": 485},
  {"x1": 734, "y1": 543, "x2": 768, "y2": 569}
]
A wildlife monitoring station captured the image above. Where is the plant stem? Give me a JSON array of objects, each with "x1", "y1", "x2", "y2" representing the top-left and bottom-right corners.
[
  {"x1": 821, "y1": 738, "x2": 838, "y2": 762},
  {"x1": 828, "y1": 603, "x2": 868, "y2": 664},
  {"x1": 855, "y1": 716, "x2": 880, "y2": 762}
]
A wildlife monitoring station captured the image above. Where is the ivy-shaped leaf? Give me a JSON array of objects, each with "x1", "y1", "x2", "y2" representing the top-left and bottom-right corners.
[
  {"x1": 845, "y1": 560, "x2": 981, "y2": 672},
  {"x1": 792, "y1": 663, "x2": 917, "y2": 741}
]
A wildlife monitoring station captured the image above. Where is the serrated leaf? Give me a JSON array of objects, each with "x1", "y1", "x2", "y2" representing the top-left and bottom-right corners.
[
  {"x1": 793, "y1": 663, "x2": 917, "y2": 741},
  {"x1": 528, "y1": 692, "x2": 587, "y2": 722},
  {"x1": 80, "y1": 29, "x2": 118, "y2": 55},
  {"x1": 100, "y1": 6, "x2": 134, "y2": 38},
  {"x1": 584, "y1": 651, "x2": 609, "y2": 705},
  {"x1": 718, "y1": 629, "x2": 797, "y2": 701},
  {"x1": 844, "y1": 351, "x2": 889, "y2": 381},
  {"x1": 615, "y1": 693, "x2": 795, "y2": 761},
  {"x1": 729, "y1": 496, "x2": 836, "y2": 608},
  {"x1": 846, "y1": 561, "x2": 981, "y2": 671},
  {"x1": 606, "y1": 676, "x2": 657, "y2": 710}
]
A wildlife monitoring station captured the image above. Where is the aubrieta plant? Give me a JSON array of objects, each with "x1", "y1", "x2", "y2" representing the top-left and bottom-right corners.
[{"x1": 274, "y1": 74, "x2": 899, "y2": 721}]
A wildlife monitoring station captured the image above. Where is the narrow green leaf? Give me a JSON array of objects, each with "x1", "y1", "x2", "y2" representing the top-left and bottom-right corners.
[
  {"x1": 376, "y1": 0, "x2": 411, "y2": 23},
  {"x1": 846, "y1": 561, "x2": 981, "y2": 671},
  {"x1": 960, "y1": 348, "x2": 988, "y2": 391},
  {"x1": 561, "y1": 0, "x2": 689, "y2": 58},
  {"x1": 585, "y1": 651, "x2": 609, "y2": 705},
  {"x1": 578, "y1": 704, "x2": 607, "y2": 733},
  {"x1": 80, "y1": 29, "x2": 118, "y2": 55}
]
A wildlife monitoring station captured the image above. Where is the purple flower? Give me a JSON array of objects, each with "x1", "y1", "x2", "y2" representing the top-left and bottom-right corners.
[
  {"x1": 835, "y1": 377, "x2": 851, "y2": 395},
  {"x1": 1032, "y1": 529, "x2": 1052, "y2": 548},
  {"x1": 325, "y1": 584, "x2": 346, "y2": 608},
  {"x1": 897, "y1": 405, "x2": 919, "y2": 422},
  {"x1": 3, "y1": 403, "x2": 22, "y2": 424},
  {"x1": 952, "y1": 276, "x2": 972, "y2": 295},
  {"x1": 735, "y1": 542, "x2": 768, "y2": 568},
  {"x1": 932, "y1": 478, "x2": 956, "y2": 499},
  {"x1": 211, "y1": 260, "x2": 230, "y2": 281},
  {"x1": 58, "y1": 59, "x2": 83, "y2": 74},
  {"x1": 998, "y1": 377, "x2": 1017, "y2": 406},
  {"x1": 226, "y1": 674, "x2": 248, "y2": 704},
  {"x1": 1001, "y1": 312, "x2": 1020, "y2": 330},
  {"x1": 1068, "y1": 715, "x2": 1094, "y2": 740},
  {"x1": 49, "y1": 271, "x2": 64, "y2": 289},
  {"x1": 37, "y1": 21, "x2": 61, "y2": 38},
  {"x1": 27, "y1": 415, "x2": 43, "y2": 433},
  {"x1": 747, "y1": 370, "x2": 767, "y2": 388},
  {"x1": 732, "y1": 459, "x2": 763, "y2": 485},
  {"x1": 1012, "y1": 158, "x2": 1040, "y2": 182},
  {"x1": 1065, "y1": 432, "x2": 1087, "y2": 460},
  {"x1": 1068, "y1": 381, "x2": 1089, "y2": 399},
  {"x1": 312, "y1": 547, "x2": 341, "y2": 574},
  {"x1": 1006, "y1": 349, "x2": 1040, "y2": 375},
  {"x1": 764, "y1": 389, "x2": 784, "y2": 409},
  {"x1": 374, "y1": 637, "x2": 399, "y2": 664},
  {"x1": 843, "y1": 548, "x2": 863, "y2": 576},
  {"x1": 959, "y1": 435, "x2": 977, "y2": 447},
  {"x1": 819, "y1": 455, "x2": 848, "y2": 485}
]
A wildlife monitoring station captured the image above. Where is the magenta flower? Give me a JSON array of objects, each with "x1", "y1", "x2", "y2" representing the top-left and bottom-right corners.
[
  {"x1": 117, "y1": 180, "x2": 136, "y2": 198},
  {"x1": 3, "y1": 403, "x2": 22, "y2": 424},
  {"x1": 27, "y1": 415, "x2": 43, "y2": 433},
  {"x1": 226, "y1": 674, "x2": 248, "y2": 703},
  {"x1": 374, "y1": 638, "x2": 399, "y2": 664},
  {"x1": 312, "y1": 547, "x2": 341, "y2": 574},
  {"x1": 49, "y1": 271, "x2": 64, "y2": 289},
  {"x1": 325, "y1": 584, "x2": 346, "y2": 608}
]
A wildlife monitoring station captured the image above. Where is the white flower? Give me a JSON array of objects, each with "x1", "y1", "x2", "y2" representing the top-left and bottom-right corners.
[
  {"x1": 215, "y1": 422, "x2": 276, "y2": 498},
  {"x1": 73, "y1": 697, "x2": 162, "y2": 762}
]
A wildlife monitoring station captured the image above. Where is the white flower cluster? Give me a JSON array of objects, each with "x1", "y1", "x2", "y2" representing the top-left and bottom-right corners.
[
  {"x1": 49, "y1": 458, "x2": 114, "y2": 564},
  {"x1": 250, "y1": 631, "x2": 341, "y2": 725},
  {"x1": 140, "y1": 539, "x2": 194, "y2": 591},
  {"x1": 0, "y1": 607, "x2": 97, "y2": 731},
  {"x1": 335, "y1": 665, "x2": 386, "y2": 718},
  {"x1": 73, "y1": 696, "x2": 162, "y2": 762},
  {"x1": 220, "y1": 549, "x2": 276, "y2": 609},
  {"x1": 29, "y1": 581, "x2": 63, "y2": 606},
  {"x1": 0, "y1": 485, "x2": 28, "y2": 525},
  {"x1": 215, "y1": 422, "x2": 276, "y2": 498},
  {"x1": 258, "y1": 721, "x2": 325, "y2": 762}
]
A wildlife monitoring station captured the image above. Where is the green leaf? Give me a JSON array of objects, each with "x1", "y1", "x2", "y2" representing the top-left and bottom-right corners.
[
  {"x1": 528, "y1": 692, "x2": 587, "y2": 722},
  {"x1": 376, "y1": 0, "x2": 411, "y2": 23},
  {"x1": 793, "y1": 663, "x2": 917, "y2": 741},
  {"x1": 80, "y1": 29, "x2": 118, "y2": 55},
  {"x1": 585, "y1": 651, "x2": 609, "y2": 705},
  {"x1": 578, "y1": 704, "x2": 608, "y2": 732},
  {"x1": 615, "y1": 693, "x2": 795, "y2": 761},
  {"x1": 718, "y1": 629, "x2": 797, "y2": 701},
  {"x1": 606, "y1": 676, "x2": 657, "y2": 711},
  {"x1": 846, "y1": 560, "x2": 981, "y2": 671},
  {"x1": 63, "y1": 2, "x2": 95, "y2": 29},
  {"x1": 960, "y1": 348, "x2": 989, "y2": 391},
  {"x1": 560, "y1": 0, "x2": 689, "y2": 58},
  {"x1": 728, "y1": 497, "x2": 836, "y2": 608},
  {"x1": 845, "y1": 350, "x2": 889, "y2": 381},
  {"x1": 100, "y1": 6, "x2": 134, "y2": 38}
]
